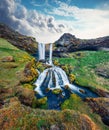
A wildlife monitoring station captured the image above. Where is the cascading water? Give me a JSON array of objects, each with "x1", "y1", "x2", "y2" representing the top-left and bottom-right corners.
[
  {"x1": 38, "y1": 43, "x2": 45, "y2": 60},
  {"x1": 34, "y1": 42, "x2": 98, "y2": 109},
  {"x1": 49, "y1": 43, "x2": 53, "y2": 65}
]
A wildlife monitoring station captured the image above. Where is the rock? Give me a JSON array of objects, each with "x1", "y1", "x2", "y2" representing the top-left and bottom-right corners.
[
  {"x1": 50, "y1": 125, "x2": 60, "y2": 130},
  {"x1": 16, "y1": 86, "x2": 35, "y2": 106},
  {"x1": 79, "y1": 89, "x2": 86, "y2": 94},
  {"x1": 0, "y1": 100, "x2": 4, "y2": 109},
  {"x1": 19, "y1": 60, "x2": 38, "y2": 83},
  {"x1": 0, "y1": 23, "x2": 38, "y2": 54},
  {"x1": 86, "y1": 97, "x2": 109, "y2": 126},
  {"x1": 64, "y1": 85, "x2": 70, "y2": 90},
  {"x1": 1, "y1": 56, "x2": 15, "y2": 62},
  {"x1": 39, "y1": 59, "x2": 46, "y2": 63},
  {"x1": 54, "y1": 33, "x2": 109, "y2": 53},
  {"x1": 96, "y1": 89, "x2": 109, "y2": 98},
  {"x1": 52, "y1": 89, "x2": 62, "y2": 95},
  {"x1": 95, "y1": 65, "x2": 109, "y2": 78}
]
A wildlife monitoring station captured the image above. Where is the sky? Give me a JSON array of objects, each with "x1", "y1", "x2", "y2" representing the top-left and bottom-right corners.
[{"x1": 0, "y1": 0, "x2": 109, "y2": 43}]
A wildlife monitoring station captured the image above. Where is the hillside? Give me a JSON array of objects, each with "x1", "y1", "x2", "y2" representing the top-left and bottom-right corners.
[
  {"x1": 54, "y1": 33, "x2": 109, "y2": 53},
  {"x1": 0, "y1": 25, "x2": 109, "y2": 129},
  {"x1": 0, "y1": 23, "x2": 38, "y2": 54},
  {"x1": 1, "y1": 38, "x2": 109, "y2": 130}
]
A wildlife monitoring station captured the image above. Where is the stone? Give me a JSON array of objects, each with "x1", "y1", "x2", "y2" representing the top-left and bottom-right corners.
[
  {"x1": 54, "y1": 33, "x2": 109, "y2": 53},
  {"x1": 79, "y1": 89, "x2": 86, "y2": 94},
  {"x1": 50, "y1": 125, "x2": 60, "y2": 130},
  {"x1": 1, "y1": 56, "x2": 15, "y2": 62}
]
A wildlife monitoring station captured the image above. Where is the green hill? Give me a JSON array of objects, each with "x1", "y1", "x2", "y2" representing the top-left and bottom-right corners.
[{"x1": 0, "y1": 38, "x2": 109, "y2": 130}]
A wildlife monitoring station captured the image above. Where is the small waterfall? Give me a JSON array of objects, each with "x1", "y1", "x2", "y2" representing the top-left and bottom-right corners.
[
  {"x1": 34, "y1": 66, "x2": 70, "y2": 94},
  {"x1": 49, "y1": 43, "x2": 53, "y2": 65},
  {"x1": 34, "y1": 69, "x2": 49, "y2": 96},
  {"x1": 35, "y1": 42, "x2": 71, "y2": 94},
  {"x1": 38, "y1": 43, "x2": 45, "y2": 60}
]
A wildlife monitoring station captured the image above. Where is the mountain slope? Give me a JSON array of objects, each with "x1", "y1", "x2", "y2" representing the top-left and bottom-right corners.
[
  {"x1": 0, "y1": 23, "x2": 38, "y2": 54},
  {"x1": 55, "y1": 33, "x2": 109, "y2": 52}
]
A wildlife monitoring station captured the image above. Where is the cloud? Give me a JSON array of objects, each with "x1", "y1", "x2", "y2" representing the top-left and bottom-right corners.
[
  {"x1": 0, "y1": 0, "x2": 109, "y2": 43},
  {"x1": 0, "y1": 0, "x2": 70, "y2": 43},
  {"x1": 48, "y1": 1, "x2": 109, "y2": 39}
]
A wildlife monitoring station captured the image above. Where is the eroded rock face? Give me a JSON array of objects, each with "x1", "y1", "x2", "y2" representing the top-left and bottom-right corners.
[
  {"x1": 0, "y1": 23, "x2": 37, "y2": 54},
  {"x1": 54, "y1": 33, "x2": 109, "y2": 53},
  {"x1": 0, "y1": 99, "x2": 100, "y2": 130},
  {"x1": 86, "y1": 98, "x2": 109, "y2": 126}
]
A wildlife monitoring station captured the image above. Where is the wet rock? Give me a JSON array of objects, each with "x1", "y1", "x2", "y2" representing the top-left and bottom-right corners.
[
  {"x1": 39, "y1": 59, "x2": 46, "y2": 63},
  {"x1": 79, "y1": 89, "x2": 86, "y2": 94},
  {"x1": 52, "y1": 89, "x2": 62, "y2": 95}
]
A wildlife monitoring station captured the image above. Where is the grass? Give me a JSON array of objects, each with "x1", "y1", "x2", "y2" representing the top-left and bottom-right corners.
[
  {"x1": 61, "y1": 94, "x2": 109, "y2": 130},
  {"x1": 56, "y1": 51, "x2": 109, "y2": 91},
  {"x1": 0, "y1": 38, "x2": 32, "y2": 88},
  {"x1": 0, "y1": 38, "x2": 109, "y2": 130}
]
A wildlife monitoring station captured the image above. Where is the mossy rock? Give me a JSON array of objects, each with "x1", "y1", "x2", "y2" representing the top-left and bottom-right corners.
[
  {"x1": 69, "y1": 74, "x2": 76, "y2": 83},
  {"x1": 45, "y1": 88, "x2": 50, "y2": 93},
  {"x1": 53, "y1": 59, "x2": 60, "y2": 66},
  {"x1": 37, "y1": 97, "x2": 47, "y2": 105},
  {"x1": 23, "y1": 84, "x2": 34, "y2": 90},
  {"x1": 64, "y1": 85, "x2": 70, "y2": 90},
  {"x1": 52, "y1": 89, "x2": 62, "y2": 95}
]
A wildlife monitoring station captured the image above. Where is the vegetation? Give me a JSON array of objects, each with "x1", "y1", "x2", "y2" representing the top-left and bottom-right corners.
[
  {"x1": 61, "y1": 94, "x2": 109, "y2": 130},
  {"x1": 0, "y1": 97, "x2": 104, "y2": 130},
  {"x1": 52, "y1": 89, "x2": 62, "y2": 94},
  {"x1": 0, "y1": 38, "x2": 109, "y2": 130},
  {"x1": 57, "y1": 51, "x2": 109, "y2": 91},
  {"x1": 0, "y1": 38, "x2": 32, "y2": 89}
]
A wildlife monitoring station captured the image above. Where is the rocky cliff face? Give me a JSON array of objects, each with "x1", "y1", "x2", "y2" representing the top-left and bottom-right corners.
[
  {"x1": 55, "y1": 33, "x2": 109, "y2": 52},
  {"x1": 0, "y1": 23, "x2": 38, "y2": 54}
]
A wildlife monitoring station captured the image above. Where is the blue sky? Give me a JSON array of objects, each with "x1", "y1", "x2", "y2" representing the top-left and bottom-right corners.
[{"x1": 0, "y1": 0, "x2": 109, "y2": 43}]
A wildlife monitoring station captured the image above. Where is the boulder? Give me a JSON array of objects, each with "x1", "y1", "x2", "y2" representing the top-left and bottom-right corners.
[
  {"x1": 86, "y1": 97, "x2": 109, "y2": 126},
  {"x1": 1, "y1": 56, "x2": 15, "y2": 62}
]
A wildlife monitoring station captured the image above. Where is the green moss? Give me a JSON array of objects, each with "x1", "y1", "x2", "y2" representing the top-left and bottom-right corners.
[
  {"x1": 36, "y1": 119, "x2": 48, "y2": 129},
  {"x1": 61, "y1": 94, "x2": 82, "y2": 110},
  {"x1": 69, "y1": 74, "x2": 76, "y2": 83},
  {"x1": 23, "y1": 84, "x2": 34, "y2": 90},
  {"x1": 57, "y1": 51, "x2": 109, "y2": 92},
  {"x1": 52, "y1": 89, "x2": 62, "y2": 95},
  {"x1": 0, "y1": 38, "x2": 33, "y2": 89}
]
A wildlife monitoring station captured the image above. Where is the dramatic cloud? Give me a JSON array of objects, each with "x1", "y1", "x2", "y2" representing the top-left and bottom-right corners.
[
  {"x1": 0, "y1": 0, "x2": 109, "y2": 43},
  {"x1": 49, "y1": 1, "x2": 109, "y2": 39},
  {"x1": 0, "y1": 0, "x2": 70, "y2": 43}
]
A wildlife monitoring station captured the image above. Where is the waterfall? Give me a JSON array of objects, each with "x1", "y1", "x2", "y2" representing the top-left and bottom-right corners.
[
  {"x1": 38, "y1": 43, "x2": 45, "y2": 60},
  {"x1": 35, "y1": 42, "x2": 73, "y2": 95},
  {"x1": 34, "y1": 66, "x2": 71, "y2": 94},
  {"x1": 35, "y1": 42, "x2": 72, "y2": 94},
  {"x1": 34, "y1": 45, "x2": 99, "y2": 101},
  {"x1": 49, "y1": 43, "x2": 53, "y2": 65}
]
